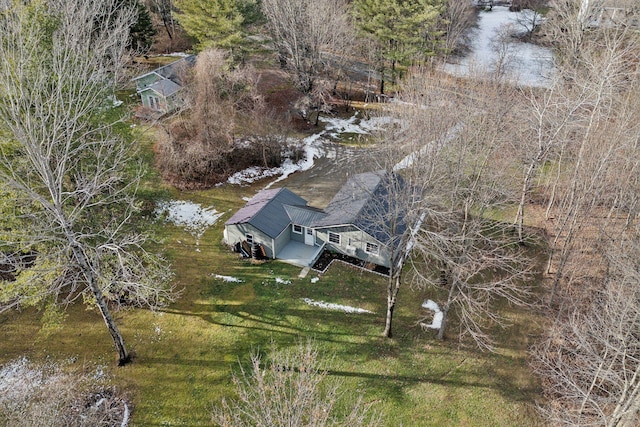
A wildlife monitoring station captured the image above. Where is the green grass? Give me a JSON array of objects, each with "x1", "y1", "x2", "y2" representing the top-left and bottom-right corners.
[{"x1": 0, "y1": 138, "x2": 545, "y2": 426}]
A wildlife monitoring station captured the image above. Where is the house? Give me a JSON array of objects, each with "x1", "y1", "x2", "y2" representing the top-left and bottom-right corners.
[
  {"x1": 132, "y1": 55, "x2": 196, "y2": 115},
  {"x1": 223, "y1": 171, "x2": 407, "y2": 269},
  {"x1": 576, "y1": 0, "x2": 639, "y2": 29}
]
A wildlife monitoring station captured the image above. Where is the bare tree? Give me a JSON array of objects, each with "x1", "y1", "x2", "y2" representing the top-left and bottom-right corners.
[
  {"x1": 367, "y1": 71, "x2": 534, "y2": 348},
  {"x1": 0, "y1": 0, "x2": 174, "y2": 365},
  {"x1": 524, "y1": 10, "x2": 640, "y2": 302},
  {"x1": 261, "y1": 0, "x2": 352, "y2": 96},
  {"x1": 0, "y1": 358, "x2": 130, "y2": 427},
  {"x1": 156, "y1": 49, "x2": 276, "y2": 187},
  {"x1": 439, "y1": 0, "x2": 476, "y2": 57},
  {"x1": 512, "y1": 0, "x2": 547, "y2": 40},
  {"x1": 148, "y1": 0, "x2": 176, "y2": 41},
  {"x1": 533, "y1": 240, "x2": 640, "y2": 427},
  {"x1": 490, "y1": 23, "x2": 520, "y2": 81},
  {"x1": 404, "y1": 79, "x2": 533, "y2": 349},
  {"x1": 211, "y1": 339, "x2": 378, "y2": 427}
]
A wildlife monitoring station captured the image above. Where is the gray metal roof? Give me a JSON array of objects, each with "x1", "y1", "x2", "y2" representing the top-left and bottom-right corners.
[
  {"x1": 225, "y1": 188, "x2": 308, "y2": 238},
  {"x1": 284, "y1": 205, "x2": 327, "y2": 227},
  {"x1": 226, "y1": 172, "x2": 407, "y2": 245},
  {"x1": 313, "y1": 171, "x2": 407, "y2": 245},
  {"x1": 314, "y1": 171, "x2": 383, "y2": 227},
  {"x1": 132, "y1": 55, "x2": 196, "y2": 85},
  {"x1": 145, "y1": 78, "x2": 183, "y2": 96}
]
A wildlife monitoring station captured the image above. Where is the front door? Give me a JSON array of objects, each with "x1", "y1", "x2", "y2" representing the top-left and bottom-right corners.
[{"x1": 304, "y1": 228, "x2": 314, "y2": 246}]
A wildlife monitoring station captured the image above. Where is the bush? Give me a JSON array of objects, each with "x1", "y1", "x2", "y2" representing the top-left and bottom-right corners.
[{"x1": 0, "y1": 358, "x2": 129, "y2": 427}]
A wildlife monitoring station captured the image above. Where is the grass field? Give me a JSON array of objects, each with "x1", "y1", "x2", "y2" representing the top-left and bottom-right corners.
[{"x1": 0, "y1": 128, "x2": 545, "y2": 426}]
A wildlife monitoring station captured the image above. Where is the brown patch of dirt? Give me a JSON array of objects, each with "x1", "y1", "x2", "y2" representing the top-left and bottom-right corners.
[
  {"x1": 255, "y1": 68, "x2": 318, "y2": 132},
  {"x1": 256, "y1": 69, "x2": 300, "y2": 114}
]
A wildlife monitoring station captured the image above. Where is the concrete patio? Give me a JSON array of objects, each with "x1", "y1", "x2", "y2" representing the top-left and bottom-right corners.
[{"x1": 276, "y1": 241, "x2": 325, "y2": 267}]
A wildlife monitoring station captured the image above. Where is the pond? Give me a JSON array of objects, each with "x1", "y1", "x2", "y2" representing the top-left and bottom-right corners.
[{"x1": 443, "y1": 5, "x2": 555, "y2": 87}]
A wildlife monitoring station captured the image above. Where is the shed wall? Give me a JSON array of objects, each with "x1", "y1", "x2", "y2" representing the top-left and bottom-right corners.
[{"x1": 225, "y1": 224, "x2": 275, "y2": 258}]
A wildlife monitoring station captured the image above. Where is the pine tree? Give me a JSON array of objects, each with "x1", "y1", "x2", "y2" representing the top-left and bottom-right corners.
[
  {"x1": 175, "y1": 0, "x2": 244, "y2": 50},
  {"x1": 129, "y1": 0, "x2": 157, "y2": 52},
  {"x1": 352, "y1": 0, "x2": 443, "y2": 93}
]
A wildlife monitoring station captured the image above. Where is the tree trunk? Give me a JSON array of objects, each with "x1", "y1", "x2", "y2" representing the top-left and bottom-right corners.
[
  {"x1": 382, "y1": 301, "x2": 394, "y2": 338},
  {"x1": 93, "y1": 283, "x2": 131, "y2": 366},
  {"x1": 438, "y1": 273, "x2": 457, "y2": 341},
  {"x1": 437, "y1": 304, "x2": 449, "y2": 341},
  {"x1": 70, "y1": 243, "x2": 130, "y2": 365},
  {"x1": 514, "y1": 161, "x2": 537, "y2": 243},
  {"x1": 382, "y1": 274, "x2": 401, "y2": 338}
]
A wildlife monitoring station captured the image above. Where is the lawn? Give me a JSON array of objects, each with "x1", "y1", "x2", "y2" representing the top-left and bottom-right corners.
[
  {"x1": 0, "y1": 179, "x2": 544, "y2": 426},
  {"x1": 0, "y1": 118, "x2": 545, "y2": 425}
]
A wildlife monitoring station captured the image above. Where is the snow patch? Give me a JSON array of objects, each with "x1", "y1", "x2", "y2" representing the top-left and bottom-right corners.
[
  {"x1": 264, "y1": 134, "x2": 325, "y2": 189},
  {"x1": 302, "y1": 298, "x2": 373, "y2": 314},
  {"x1": 0, "y1": 358, "x2": 42, "y2": 400},
  {"x1": 212, "y1": 274, "x2": 244, "y2": 283},
  {"x1": 275, "y1": 277, "x2": 292, "y2": 285},
  {"x1": 156, "y1": 200, "x2": 223, "y2": 245},
  {"x1": 228, "y1": 112, "x2": 392, "y2": 187},
  {"x1": 421, "y1": 299, "x2": 443, "y2": 330},
  {"x1": 319, "y1": 113, "x2": 392, "y2": 139},
  {"x1": 227, "y1": 135, "x2": 325, "y2": 187}
]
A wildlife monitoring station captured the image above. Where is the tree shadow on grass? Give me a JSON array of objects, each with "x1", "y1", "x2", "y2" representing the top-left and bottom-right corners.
[{"x1": 159, "y1": 302, "x2": 381, "y2": 343}]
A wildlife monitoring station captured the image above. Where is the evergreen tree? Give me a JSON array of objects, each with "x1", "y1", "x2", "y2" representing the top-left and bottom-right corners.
[
  {"x1": 175, "y1": 0, "x2": 244, "y2": 50},
  {"x1": 129, "y1": 0, "x2": 157, "y2": 52},
  {"x1": 352, "y1": 0, "x2": 443, "y2": 93}
]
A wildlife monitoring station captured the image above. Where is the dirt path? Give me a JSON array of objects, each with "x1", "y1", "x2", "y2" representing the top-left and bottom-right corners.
[{"x1": 273, "y1": 140, "x2": 372, "y2": 208}]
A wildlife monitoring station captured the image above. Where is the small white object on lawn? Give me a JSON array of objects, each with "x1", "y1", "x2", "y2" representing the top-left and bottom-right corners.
[
  {"x1": 302, "y1": 298, "x2": 372, "y2": 314},
  {"x1": 310, "y1": 277, "x2": 319, "y2": 283},
  {"x1": 275, "y1": 277, "x2": 292, "y2": 285},
  {"x1": 212, "y1": 274, "x2": 244, "y2": 283},
  {"x1": 421, "y1": 299, "x2": 443, "y2": 330}
]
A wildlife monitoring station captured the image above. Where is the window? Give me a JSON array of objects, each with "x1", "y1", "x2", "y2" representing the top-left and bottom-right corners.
[
  {"x1": 293, "y1": 224, "x2": 302, "y2": 234},
  {"x1": 365, "y1": 242, "x2": 379, "y2": 255},
  {"x1": 328, "y1": 232, "x2": 340, "y2": 245},
  {"x1": 246, "y1": 234, "x2": 253, "y2": 244},
  {"x1": 148, "y1": 96, "x2": 158, "y2": 110}
]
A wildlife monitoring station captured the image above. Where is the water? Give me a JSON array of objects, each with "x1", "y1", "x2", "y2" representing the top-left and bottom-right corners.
[{"x1": 443, "y1": 6, "x2": 555, "y2": 87}]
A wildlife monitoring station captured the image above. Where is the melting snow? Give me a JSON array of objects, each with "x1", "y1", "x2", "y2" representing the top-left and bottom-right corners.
[
  {"x1": 156, "y1": 200, "x2": 223, "y2": 245},
  {"x1": 275, "y1": 277, "x2": 292, "y2": 285},
  {"x1": 228, "y1": 112, "x2": 391, "y2": 187},
  {"x1": 227, "y1": 135, "x2": 325, "y2": 187},
  {"x1": 302, "y1": 298, "x2": 373, "y2": 314},
  {"x1": 320, "y1": 112, "x2": 391, "y2": 138},
  {"x1": 421, "y1": 299, "x2": 443, "y2": 330},
  {"x1": 264, "y1": 134, "x2": 325, "y2": 189},
  {"x1": 212, "y1": 274, "x2": 244, "y2": 283}
]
